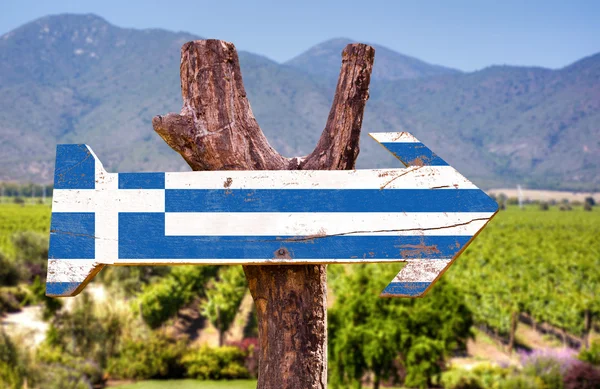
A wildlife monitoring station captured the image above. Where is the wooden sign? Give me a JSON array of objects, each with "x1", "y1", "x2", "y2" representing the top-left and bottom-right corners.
[{"x1": 46, "y1": 132, "x2": 498, "y2": 298}]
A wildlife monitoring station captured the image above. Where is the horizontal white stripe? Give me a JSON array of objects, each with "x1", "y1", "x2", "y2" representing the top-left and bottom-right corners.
[
  {"x1": 52, "y1": 188, "x2": 165, "y2": 213},
  {"x1": 47, "y1": 259, "x2": 99, "y2": 282},
  {"x1": 165, "y1": 212, "x2": 493, "y2": 236},
  {"x1": 369, "y1": 132, "x2": 419, "y2": 143},
  {"x1": 165, "y1": 166, "x2": 476, "y2": 190},
  {"x1": 109, "y1": 258, "x2": 453, "y2": 265},
  {"x1": 392, "y1": 259, "x2": 451, "y2": 283}
]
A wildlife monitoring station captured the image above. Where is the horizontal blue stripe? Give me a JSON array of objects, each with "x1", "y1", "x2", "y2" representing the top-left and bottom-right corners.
[
  {"x1": 382, "y1": 142, "x2": 449, "y2": 166},
  {"x1": 381, "y1": 282, "x2": 431, "y2": 297},
  {"x1": 49, "y1": 212, "x2": 95, "y2": 259},
  {"x1": 54, "y1": 144, "x2": 96, "y2": 189},
  {"x1": 118, "y1": 213, "x2": 472, "y2": 260},
  {"x1": 165, "y1": 189, "x2": 497, "y2": 213},
  {"x1": 46, "y1": 282, "x2": 82, "y2": 297},
  {"x1": 119, "y1": 172, "x2": 165, "y2": 189}
]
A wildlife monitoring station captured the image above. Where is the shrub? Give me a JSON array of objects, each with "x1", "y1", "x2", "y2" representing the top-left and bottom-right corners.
[
  {"x1": 32, "y1": 364, "x2": 94, "y2": 389},
  {"x1": 440, "y1": 364, "x2": 509, "y2": 389},
  {"x1": 507, "y1": 197, "x2": 519, "y2": 206},
  {"x1": 559, "y1": 204, "x2": 572, "y2": 211},
  {"x1": 0, "y1": 251, "x2": 22, "y2": 286},
  {"x1": 136, "y1": 265, "x2": 218, "y2": 328},
  {"x1": 0, "y1": 331, "x2": 27, "y2": 389},
  {"x1": 227, "y1": 338, "x2": 259, "y2": 378},
  {"x1": 497, "y1": 375, "x2": 545, "y2": 389},
  {"x1": 107, "y1": 332, "x2": 187, "y2": 380},
  {"x1": 11, "y1": 231, "x2": 48, "y2": 281},
  {"x1": 563, "y1": 361, "x2": 600, "y2": 389},
  {"x1": 584, "y1": 202, "x2": 593, "y2": 211},
  {"x1": 36, "y1": 344, "x2": 103, "y2": 388},
  {"x1": 584, "y1": 197, "x2": 595, "y2": 207},
  {"x1": 520, "y1": 348, "x2": 577, "y2": 389},
  {"x1": 28, "y1": 277, "x2": 62, "y2": 320},
  {"x1": 539, "y1": 202, "x2": 549, "y2": 211},
  {"x1": 470, "y1": 363, "x2": 509, "y2": 388},
  {"x1": 182, "y1": 345, "x2": 250, "y2": 380},
  {"x1": 0, "y1": 289, "x2": 21, "y2": 314},
  {"x1": 440, "y1": 369, "x2": 484, "y2": 389},
  {"x1": 579, "y1": 340, "x2": 600, "y2": 365}
]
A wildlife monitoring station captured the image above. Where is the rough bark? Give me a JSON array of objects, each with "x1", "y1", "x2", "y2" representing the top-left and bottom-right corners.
[
  {"x1": 583, "y1": 309, "x2": 591, "y2": 349},
  {"x1": 508, "y1": 311, "x2": 518, "y2": 353},
  {"x1": 153, "y1": 39, "x2": 374, "y2": 389}
]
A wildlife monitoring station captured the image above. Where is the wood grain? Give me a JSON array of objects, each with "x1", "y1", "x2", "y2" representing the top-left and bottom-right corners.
[{"x1": 152, "y1": 39, "x2": 375, "y2": 389}]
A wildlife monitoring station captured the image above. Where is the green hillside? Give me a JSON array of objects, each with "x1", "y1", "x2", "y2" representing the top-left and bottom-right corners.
[{"x1": 0, "y1": 14, "x2": 598, "y2": 190}]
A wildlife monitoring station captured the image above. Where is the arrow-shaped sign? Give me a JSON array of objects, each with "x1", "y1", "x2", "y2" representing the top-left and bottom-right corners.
[{"x1": 46, "y1": 132, "x2": 498, "y2": 298}]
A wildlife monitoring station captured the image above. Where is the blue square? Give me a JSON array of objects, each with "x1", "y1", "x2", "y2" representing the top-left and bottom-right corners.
[
  {"x1": 49, "y1": 213, "x2": 95, "y2": 259},
  {"x1": 54, "y1": 145, "x2": 96, "y2": 189}
]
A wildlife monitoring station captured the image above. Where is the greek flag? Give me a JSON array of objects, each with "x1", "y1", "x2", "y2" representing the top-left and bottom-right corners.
[{"x1": 46, "y1": 133, "x2": 498, "y2": 297}]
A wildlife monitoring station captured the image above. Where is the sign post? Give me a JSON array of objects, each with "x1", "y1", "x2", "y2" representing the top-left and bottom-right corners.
[{"x1": 47, "y1": 40, "x2": 497, "y2": 389}]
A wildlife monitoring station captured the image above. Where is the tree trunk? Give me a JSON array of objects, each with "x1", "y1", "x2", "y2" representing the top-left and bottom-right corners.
[
  {"x1": 508, "y1": 311, "x2": 518, "y2": 353},
  {"x1": 583, "y1": 309, "x2": 591, "y2": 350},
  {"x1": 153, "y1": 39, "x2": 375, "y2": 389},
  {"x1": 372, "y1": 370, "x2": 381, "y2": 389}
]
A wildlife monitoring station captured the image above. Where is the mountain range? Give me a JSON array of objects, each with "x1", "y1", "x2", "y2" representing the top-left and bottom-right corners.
[{"x1": 0, "y1": 14, "x2": 598, "y2": 191}]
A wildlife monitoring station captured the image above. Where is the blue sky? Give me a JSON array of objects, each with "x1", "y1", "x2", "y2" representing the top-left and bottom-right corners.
[{"x1": 1, "y1": 0, "x2": 598, "y2": 71}]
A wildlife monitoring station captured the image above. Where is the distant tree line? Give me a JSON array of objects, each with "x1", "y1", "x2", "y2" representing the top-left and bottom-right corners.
[{"x1": 0, "y1": 182, "x2": 53, "y2": 198}]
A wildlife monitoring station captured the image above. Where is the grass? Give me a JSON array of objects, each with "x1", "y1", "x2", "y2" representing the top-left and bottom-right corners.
[
  {"x1": 114, "y1": 380, "x2": 257, "y2": 389},
  {"x1": 112, "y1": 380, "x2": 408, "y2": 389}
]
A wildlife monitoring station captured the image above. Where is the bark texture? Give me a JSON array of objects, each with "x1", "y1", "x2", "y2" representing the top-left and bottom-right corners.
[{"x1": 153, "y1": 39, "x2": 374, "y2": 389}]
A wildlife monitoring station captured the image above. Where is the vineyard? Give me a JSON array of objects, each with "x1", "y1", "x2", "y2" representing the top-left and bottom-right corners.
[
  {"x1": 447, "y1": 206, "x2": 600, "y2": 350},
  {"x1": 0, "y1": 203, "x2": 51, "y2": 257},
  {"x1": 0, "y1": 202, "x2": 598, "y2": 349},
  {"x1": 0, "y1": 200, "x2": 599, "y2": 387}
]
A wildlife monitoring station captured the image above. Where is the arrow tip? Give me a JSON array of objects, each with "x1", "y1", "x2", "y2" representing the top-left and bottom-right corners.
[
  {"x1": 369, "y1": 132, "x2": 450, "y2": 167},
  {"x1": 380, "y1": 260, "x2": 451, "y2": 298}
]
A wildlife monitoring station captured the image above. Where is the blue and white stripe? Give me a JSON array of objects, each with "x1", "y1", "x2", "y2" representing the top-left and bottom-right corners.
[{"x1": 47, "y1": 132, "x2": 497, "y2": 297}]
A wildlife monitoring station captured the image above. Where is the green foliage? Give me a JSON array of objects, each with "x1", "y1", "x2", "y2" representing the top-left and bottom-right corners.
[
  {"x1": 99, "y1": 266, "x2": 171, "y2": 295},
  {"x1": 32, "y1": 364, "x2": 94, "y2": 389},
  {"x1": 497, "y1": 375, "x2": 544, "y2": 389},
  {"x1": 45, "y1": 291, "x2": 123, "y2": 371},
  {"x1": 0, "y1": 204, "x2": 50, "y2": 258},
  {"x1": 36, "y1": 344, "x2": 103, "y2": 388},
  {"x1": 440, "y1": 369, "x2": 485, "y2": 389},
  {"x1": 114, "y1": 379, "x2": 257, "y2": 389},
  {"x1": 328, "y1": 264, "x2": 473, "y2": 389},
  {"x1": 0, "y1": 251, "x2": 22, "y2": 287},
  {"x1": 521, "y1": 355, "x2": 564, "y2": 389},
  {"x1": 12, "y1": 231, "x2": 49, "y2": 281},
  {"x1": 137, "y1": 265, "x2": 218, "y2": 328},
  {"x1": 0, "y1": 284, "x2": 33, "y2": 316},
  {"x1": 579, "y1": 340, "x2": 600, "y2": 365},
  {"x1": 0, "y1": 331, "x2": 27, "y2": 389},
  {"x1": 107, "y1": 331, "x2": 187, "y2": 380},
  {"x1": 202, "y1": 266, "x2": 247, "y2": 346},
  {"x1": 0, "y1": 288, "x2": 22, "y2": 315},
  {"x1": 446, "y1": 207, "x2": 600, "y2": 343},
  {"x1": 28, "y1": 276, "x2": 63, "y2": 320},
  {"x1": 182, "y1": 345, "x2": 250, "y2": 380}
]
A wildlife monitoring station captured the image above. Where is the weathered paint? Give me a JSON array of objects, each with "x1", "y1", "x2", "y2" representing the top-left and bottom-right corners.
[{"x1": 46, "y1": 132, "x2": 498, "y2": 298}]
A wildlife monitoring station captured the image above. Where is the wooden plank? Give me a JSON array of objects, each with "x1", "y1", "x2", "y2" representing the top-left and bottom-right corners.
[{"x1": 46, "y1": 132, "x2": 498, "y2": 297}]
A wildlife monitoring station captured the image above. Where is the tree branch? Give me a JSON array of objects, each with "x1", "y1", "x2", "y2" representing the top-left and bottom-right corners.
[
  {"x1": 152, "y1": 39, "x2": 374, "y2": 171},
  {"x1": 152, "y1": 39, "x2": 375, "y2": 389},
  {"x1": 301, "y1": 44, "x2": 375, "y2": 170}
]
